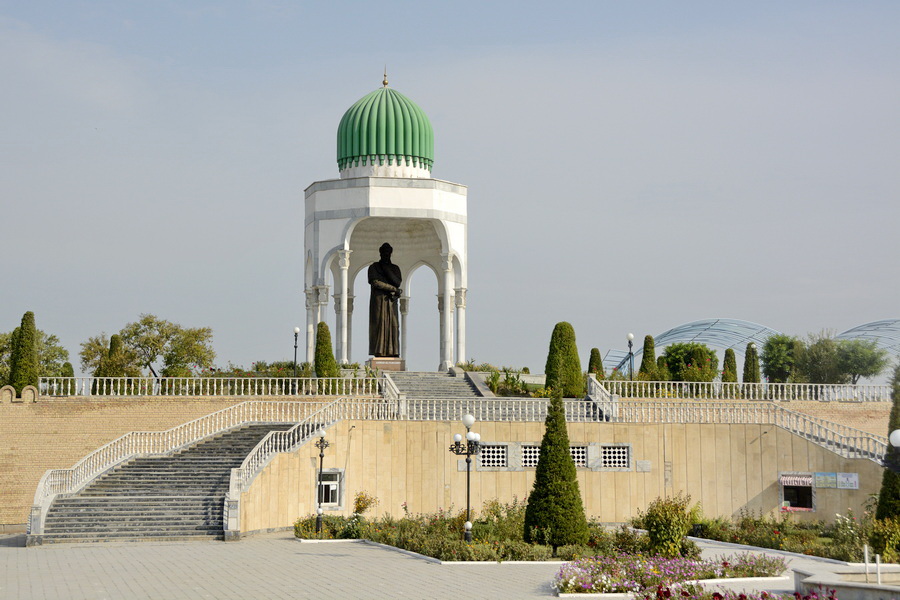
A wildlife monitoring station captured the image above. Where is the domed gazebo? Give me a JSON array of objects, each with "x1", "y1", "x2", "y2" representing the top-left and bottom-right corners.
[{"x1": 303, "y1": 77, "x2": 468, "y2": 371}]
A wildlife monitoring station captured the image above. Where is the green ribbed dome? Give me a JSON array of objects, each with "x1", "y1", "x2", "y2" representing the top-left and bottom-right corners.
[{"x1": 337, "y1": 86, "x2": 434, "y2": 171}]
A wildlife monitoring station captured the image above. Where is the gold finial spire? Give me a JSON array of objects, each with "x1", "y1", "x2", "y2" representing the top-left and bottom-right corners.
[{"x1": 383, "y1": 66, "x2": 388, "y2": 88}]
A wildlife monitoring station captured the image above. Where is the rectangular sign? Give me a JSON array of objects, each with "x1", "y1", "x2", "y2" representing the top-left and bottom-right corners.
[
  {"x1": 837, "y1": 472, "x2": 859, "y2": 490},
  {"x1": 815, "y1": 472, "x2": 837, "y2": 488}
]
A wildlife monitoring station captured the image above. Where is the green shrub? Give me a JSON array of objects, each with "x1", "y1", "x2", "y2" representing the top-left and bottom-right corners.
[
  {"x1": 588, "y1": 348, "x2": 604, "y2": 379},
  {"x1": 556, "y1": 544, "x2": 592, "y2": 561},
  {"x1": 544, "y1": 322, "x2": 584, "y2": 397},
  {"x1": 638, "y1": 335, "x2": 657, "y2": 379},
  {"x1": 524, "y1": 390, "x2": 589, "y2": 550},
  {"x1": 640, "y1": 494, "x2": 694, "y2": 558},
  {"x1": 314, "y1": 322, "x2": 339, "y2": 378},
  {"x1": 743, "y1": 342, "x2": 761, "y2": 383},
  {"x1": 877, "y1": 364, "x2": 900, "y2": 520},
  {"x1": 722, "y1": 348, "x2": 738, "y2": 383},
  {"x1": 870, "y1": 517, "x2": 900, "y2": 562},
  {"x1": 9, "y1": 312, "x2": 38, "y2": 393},
  {"x1": 662, "y1": 343, "x2": 718, "y2": 382}
]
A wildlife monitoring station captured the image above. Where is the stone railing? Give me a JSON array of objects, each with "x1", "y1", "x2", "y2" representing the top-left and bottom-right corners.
[
  {"x1": 612, "y1": 401, "x2": 887, "y2": 461},
  {"x1": 230, "y1": 399, "x2": 398, "y2": 492},
  {"x1": 597, "y1": 380, "x2": 891, "y2": 402},
  {"x1": 28, "y1": 400, "x2": 327, "y2": 536},
  {"x1": 37, "y1": 376, "x2": 381, "y2": 398}
]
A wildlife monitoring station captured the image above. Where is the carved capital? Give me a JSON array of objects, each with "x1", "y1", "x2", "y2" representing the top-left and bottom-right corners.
[
  {"x1": 316, "y1": 286, "x2": 330, "y2": 305},
  {"x1": 454, "y1": 288, "x2": 467, "y2": 308},
  {"x1": 305, "y1": 289, "x2": 316, "y2": 310},
  {"x1": 440, "y1": 253, "x2": 453, "y2": 273},
  {"x1": 399, "y1": 296, "x2": 409, "y2": 315},
  {"x1": 337, "y1": 249, "x2": 352, "y2": 270}
]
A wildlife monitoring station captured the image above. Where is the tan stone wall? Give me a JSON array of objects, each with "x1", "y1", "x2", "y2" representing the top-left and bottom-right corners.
[
  {"x1": 0, "y1": 397, "x2": 248, "y2": 525},
  {"x1": 240, "y1": 420, "x2": 884, "y2": 533}
]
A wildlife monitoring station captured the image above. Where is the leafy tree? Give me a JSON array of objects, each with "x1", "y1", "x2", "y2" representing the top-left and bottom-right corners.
[
  {"x1": 837, "y1": 339, "x2": 890, "y2": 384},
  {"x1": 9, "y1": 312, "x2": 39, "y2": 393},
  {"x1": 1, "y1": 325, "x2": 69, "y2": 385},
  {"x1": 96, "y1": 334, "x2": 141, "y2": 378},
  {"x1": 722, "y1": 348, "x2": 738, "y2": 383},
  {"x1": 638, "y1": 335, "x2": 657, "y2": 380},
  {"x1": 60, "y1": 361, "x2": 76, "y2": 395},
  {"x1": 794, "y1": 332, "x2": 847, "y2": 384},
  {"x1": 523, "y1": 390, "x2": 589, "y2": 551},
  {"x1": 662, "y1": 343, "x2": 718, "y2": 382},
  {"x1": 82, "y1": 314, "x2": 215, "y2": 378},
  {"x1": 587, "y1": 348, "x2": 604, "y2": 379},
  {"x1": 544, "y1": 322, "x2": 584, "y2": 397},
  {"x1": 314, "y1": 322, "x2": 339, "y2": 378},
  {"x1": 877, "y1": 364, "x2": 900, "y2": 520},
  {"x1": 761, "y1": 334, "x2": 802, "y2": 383},
  {"x1": 742, "y1": 342, "x2": 761, "y2": 383}
]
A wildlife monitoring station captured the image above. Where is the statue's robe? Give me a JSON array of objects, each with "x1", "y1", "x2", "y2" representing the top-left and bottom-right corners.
[{"x1": 368, "y1": 260, "x2": 402, "y2": 357}]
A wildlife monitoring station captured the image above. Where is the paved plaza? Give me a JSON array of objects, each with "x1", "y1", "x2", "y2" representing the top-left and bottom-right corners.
[{"x1": 0, "y1": 531, "x2": 853, "y2": 600}]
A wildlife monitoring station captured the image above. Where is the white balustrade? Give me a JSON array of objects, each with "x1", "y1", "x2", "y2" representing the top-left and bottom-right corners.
[
  {"x1": 596, "y1": 380, "x2": 891, "y2": 402},
  {"x1": 37, "y1": 376, "x2": 380, "y2": 398}
]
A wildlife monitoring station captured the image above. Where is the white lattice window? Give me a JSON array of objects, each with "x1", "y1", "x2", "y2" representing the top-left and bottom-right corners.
[
  {"x1": 601, "y1": 445, "x2": 630, "y2": 469},
  {"x1": 570, "y1": 446, "x2": 587, "y2": 468},
  {"x1": 522, "y1": 445, "x2": 540, "y2": 468},
  {"x1": 479, "y1": 445, "x2": 507, "y2": 468}
]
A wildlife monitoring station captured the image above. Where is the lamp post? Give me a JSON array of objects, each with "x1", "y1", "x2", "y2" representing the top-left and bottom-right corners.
[
  {"x1": 448, "y1": 414, "x2": 481, "y2": 542},
  {"x1": 314, "y1": 429, "x2": 330, "y2": 537},
  {"x1": 888, "y1": 430, "x2": 900, "y2": 473},
  {"x1": 293, "y1": 326, "x2": 301, "y2": 377},
  {"x1": 627, "y1": 333, "x2": 635, "y2": 381}
]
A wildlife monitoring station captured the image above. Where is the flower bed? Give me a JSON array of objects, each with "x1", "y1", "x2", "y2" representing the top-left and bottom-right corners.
[{"x1": 554, "y1": 553, "x2": 786, "y2": 595}]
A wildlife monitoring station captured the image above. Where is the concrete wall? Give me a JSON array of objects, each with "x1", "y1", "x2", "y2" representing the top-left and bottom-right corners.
[
  {"x1": 239, "y1": 420, "x2": 883, "y2": 533},
  {"x1": 0, "y1": 396, "x2": 247, "y2": 528}
]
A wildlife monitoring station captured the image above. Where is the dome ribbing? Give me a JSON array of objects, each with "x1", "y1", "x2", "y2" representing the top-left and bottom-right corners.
[{"x1": 337, "y1": 87, "x2": 434, "y2": 172}]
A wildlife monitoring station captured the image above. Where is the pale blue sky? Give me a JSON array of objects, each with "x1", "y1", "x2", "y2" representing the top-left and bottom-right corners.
[{"x1": 2, "y1": 1, "x2": 898, "y2": 375}]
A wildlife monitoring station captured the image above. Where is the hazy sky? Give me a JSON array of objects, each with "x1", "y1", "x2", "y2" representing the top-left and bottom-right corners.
[{"x1": 2, "y1": 1, "x2": 898, "y2": 376}]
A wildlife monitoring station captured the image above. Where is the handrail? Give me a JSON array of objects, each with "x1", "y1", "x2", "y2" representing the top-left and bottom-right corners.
[
  {"x1": 380, "y1": 373, "x2": 401, "y2": 401},
  {"x1": 230, "y1": 398, "x2": 399, "y2": 493},
  {"x1": 31, "y1": 400, "x2": 324, "y2": 508},
  {"x1": 37, "y1": 376, "x2": 381, "y2": 398},
  {"x1": 596, "y1": 379, "x2": 891, "y2": 402}
]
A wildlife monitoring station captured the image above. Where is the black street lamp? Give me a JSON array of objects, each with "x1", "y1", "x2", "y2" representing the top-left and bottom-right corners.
[
  {"x1": 627, "y1": 332, "x2": 635, "y2": 381},
  {"x1": 314, "y1": 429, "x2": 330, "y2": 538},
  {"x1": 448, "y1": 414, "x2": 480, "y2": 542}
]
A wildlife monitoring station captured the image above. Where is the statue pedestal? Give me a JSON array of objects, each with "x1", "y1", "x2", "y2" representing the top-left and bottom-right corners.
[{"x1": 367, "y1": 357, "x2": 406, "y2": 372}]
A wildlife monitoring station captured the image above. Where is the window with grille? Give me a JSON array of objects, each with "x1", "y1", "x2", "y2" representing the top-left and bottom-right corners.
[
  {"x1": 479, "y1": 445, "x2": 507, "y2": 468},
  {"x1": 522, "y1": 445, "x2": 540, "y2": 468},
  {"x1": 521, "y1": 445, "x2": 587, "y2": 468},
  {"x1": 570, "y1": 446, "x2": 587, "y2": 468},
  {"x1": 601, "y1": 445, "x2": 630, "y2": 469}
]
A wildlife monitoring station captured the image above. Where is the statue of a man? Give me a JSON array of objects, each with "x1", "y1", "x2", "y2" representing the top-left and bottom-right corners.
[{"x1": 368, "y1": 243, "x2": 402, "y2": 357}]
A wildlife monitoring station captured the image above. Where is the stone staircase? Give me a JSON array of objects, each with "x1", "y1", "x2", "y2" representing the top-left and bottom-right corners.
[
  {"x1": 40, "y1": 423, "x2": 295, "y2": 543},
  {"x1": 389, "y1": 371, "x2": 482, "y2": 399}
]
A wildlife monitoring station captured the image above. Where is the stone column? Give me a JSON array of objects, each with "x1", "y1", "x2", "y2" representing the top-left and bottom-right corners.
[
  {"x1": 332, "y1": 294, "x2": 343, "y2": 362},
  {"x1": 346, "y1": 295, "x2": 354, "y2": 362},
  {"x1": 455, "y1": 287, "x2": 467, "y2": 366},
  {"x1": 305, "y1": 288, "x2": 316, "y2": 362},
  {"x1": 337, "y1": 249, "x2": 351, "y2": 364},
  {"x1": 399, "y1": 296, "x2": 409, "y2": 362},
  {"x1": 440, "y1": 253, "x2": 454, "y2": 371}
]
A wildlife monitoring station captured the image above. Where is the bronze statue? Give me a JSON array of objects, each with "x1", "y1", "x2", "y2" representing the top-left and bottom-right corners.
[{"x1": 368, "y1": 243, "x2": 402, "y2": 357}]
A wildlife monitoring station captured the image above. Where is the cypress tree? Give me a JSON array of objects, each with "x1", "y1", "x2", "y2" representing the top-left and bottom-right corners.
[
  {"x1": 523, "y1": 390, "x2": 589, "y2": 551},
  {"x1": 722, "y1": 349, "x2": 738, "y2": 382},
  {"x1": 743, "y1": 342, "x2": 761, "y2": 383},
  {"x1": 9, "y1": 312, "x2": 39, "y2": 394},
  {"x1": 877, "y1": 365, "x2": 900, "y2": 520},
  {"x1": 656, "y1": 355, "x2": 670, "y2": 381},
  {"x1": 544, "y1": 322, "x2": 583, "y2": 397},
  {"x1": 61, "y1": 361, "x2": 75, "y2": 396},
  {"x1": 314, "y1": 322, "x2": 339, "y2": 378},
  {"x1": 587, "y1": 348, "x2": 604, "y2": 380},
  {"x1": 638, "y1": 335, "x2": 657, "y2": 379}
]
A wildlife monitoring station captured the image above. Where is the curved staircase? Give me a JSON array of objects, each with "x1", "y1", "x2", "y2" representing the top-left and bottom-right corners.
[{"x1": 40, "y1": 423, "x2": 293, "y2": 543}]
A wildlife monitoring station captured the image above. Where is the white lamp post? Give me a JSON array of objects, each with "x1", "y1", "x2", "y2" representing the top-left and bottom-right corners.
[{"x1": 627, "y1": 333, "x2": 635, "y2": 381}]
